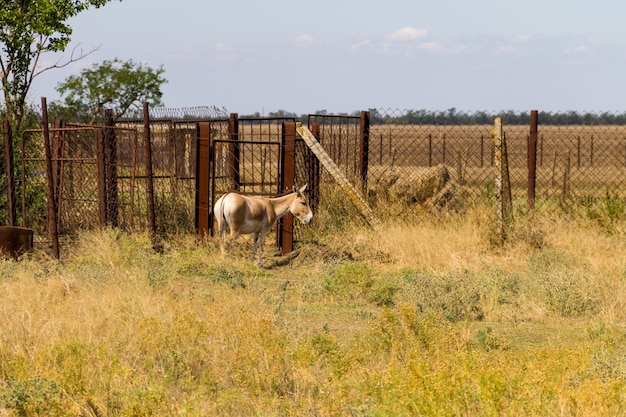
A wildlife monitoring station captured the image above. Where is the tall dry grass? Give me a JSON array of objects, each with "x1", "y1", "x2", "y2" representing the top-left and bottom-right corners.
[{"x1": 1, "y1": 194, "x2": 626, "y2": 415}]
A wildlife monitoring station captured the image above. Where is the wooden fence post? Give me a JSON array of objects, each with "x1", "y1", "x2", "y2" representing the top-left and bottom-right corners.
[{"x1": 492, "y1": 117, "x2": 505, "y2": 245}]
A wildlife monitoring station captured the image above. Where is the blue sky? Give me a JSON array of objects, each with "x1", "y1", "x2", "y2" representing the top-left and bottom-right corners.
[{"x1": 31, "y1": 0, "x2": 626, "y2": 115}]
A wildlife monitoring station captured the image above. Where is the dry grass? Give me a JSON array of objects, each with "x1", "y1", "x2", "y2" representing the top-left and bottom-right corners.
[{"x1": 1, "y1": 199, "x2": 626, "y2": 415}]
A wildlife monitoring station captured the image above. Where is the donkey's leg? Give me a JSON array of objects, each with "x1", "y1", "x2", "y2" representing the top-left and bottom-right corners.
[
  {"x1": 219, "y1": 220, "x2": 228, "y2": 255},
  {"x1": 254, "y1": 231, "x2": 266, "y2": 266},
  {"x1": 224, "y1": 227, "x2": 240, "y2": 258},
  {"x1": 252, "y1": 232, "x2": 260, "y2": 262}
]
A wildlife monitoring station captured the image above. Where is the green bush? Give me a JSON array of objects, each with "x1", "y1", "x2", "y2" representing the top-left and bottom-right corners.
[
  {"x1": 527, "y1": 249, "x2": 601, "y2": 317},
  {"x1": 399, "y1": 268, "x2": 485, "y2": 321},
  {"x1": 1, "y1": 376, "x2": 65, "y2": 416}
]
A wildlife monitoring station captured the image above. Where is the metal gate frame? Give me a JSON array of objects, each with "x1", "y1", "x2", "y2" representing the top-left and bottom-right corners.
[{"x1": 195, "y1": 118, "x2": 300, "y2": 255}]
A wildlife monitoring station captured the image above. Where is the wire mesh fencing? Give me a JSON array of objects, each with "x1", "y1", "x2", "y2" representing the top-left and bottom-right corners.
[
  {"x1": 15, "y1": 125, "x2": 152, "y2": 244},
  {"x1": 366, "y1": 114, "x2": 496, "y2": 212},
  {"x1": 363, "y1": 109, "x2": 626, "y2": 216},
  {"x1": 532, "y1": 124, "x2": 626, "y2": 202},
  {"x1": 4, "y1": 106, "x2": 626, "y2": 257}
]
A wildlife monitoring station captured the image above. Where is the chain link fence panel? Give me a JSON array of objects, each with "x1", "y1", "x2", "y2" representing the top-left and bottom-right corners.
[
  {"x1": 367, "y1": 109, "x2": 626, "y2": 216},
  {"x1": 5, "y1": 107, "x2": 626, "y2": 256}
]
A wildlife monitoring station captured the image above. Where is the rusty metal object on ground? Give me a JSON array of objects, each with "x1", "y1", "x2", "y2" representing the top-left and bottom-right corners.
[{"x1": 0, "y1": 226, "x2": 34, "y2": 259}]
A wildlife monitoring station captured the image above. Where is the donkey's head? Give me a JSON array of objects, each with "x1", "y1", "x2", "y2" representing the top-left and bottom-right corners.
[{"x1": 289, "y1": 184, "x2": 313, "y2": 224}]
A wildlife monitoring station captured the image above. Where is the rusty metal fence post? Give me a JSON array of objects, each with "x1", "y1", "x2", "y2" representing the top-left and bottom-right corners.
[
  {"x1": 104, "y1": 109, "x2": 118, "y2": 227},
  {"x1": 228, "y1": 113, "x2": 241, "y2": 191},
  {"x1": 51, "y1": 119, "x2": 64, "y2": 228},
  {"x1": 41, "y1": 97, "x2": 60, "y2": 258},
  {"x1": 309, "y1": 122, "x2": 321, "y2": 211},
  {"x1": 278, "y1": 121, "x2": 297, "y2": 255},
  {"x1": 502, "y1": 131, "x2": 512, "y2": 219},
  {"x1": 359, "y1": 111, "x2": 370, "y2": 193},
  {"x1": 528, "y1": 110, "x2": 538, "y2": 209},
  {"x1": 195, "y1": 121, "x2": 211, "y2": 238},
  {"x1": 3, "y1": 119, "x2": 16, "y2": 226},
  {"x1": 96, "y1": 128, "x2": 106, "y2": 226},
  {"x1": 143, "y1": 102, "x2": 156, "y2": 235}
]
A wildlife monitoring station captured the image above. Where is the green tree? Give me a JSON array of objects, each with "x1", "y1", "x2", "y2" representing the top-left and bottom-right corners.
[
  {"x1": 0, "y1": 0, "x2": 119, "y2": 132},
  {"x1": 55, "y1": 58, "x2": 167, "y2": 123}
]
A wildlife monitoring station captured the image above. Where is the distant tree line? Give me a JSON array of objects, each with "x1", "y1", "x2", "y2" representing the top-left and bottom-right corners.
[
  {"x1": 370, "y1": 108, "x2": 626, "y2": 126},
  {"x1": 243, "y1": 108, "x2": 626, "y2": 126}
]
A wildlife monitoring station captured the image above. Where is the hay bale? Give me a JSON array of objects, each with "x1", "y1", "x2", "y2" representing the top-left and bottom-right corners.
[
  {"x1": 375, "y1": 170, "x2": 400, "y2": 190},
  {"x1": 429, "y1": 182, "x2": 461, "y2": 210},
  {"x1": 369, "y1": 169, "x2": 400, "y2": 201},
  {"x1": 390, "y1": 164, "x2": 450, "y2": 204},
  {"x1": 370, "y1": 164, "x2": 461, "y2": 209}
]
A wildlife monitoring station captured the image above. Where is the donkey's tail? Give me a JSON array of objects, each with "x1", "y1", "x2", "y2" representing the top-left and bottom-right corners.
[{"x1": 213, "y1": 193, "x2": 230, "y2": 242}]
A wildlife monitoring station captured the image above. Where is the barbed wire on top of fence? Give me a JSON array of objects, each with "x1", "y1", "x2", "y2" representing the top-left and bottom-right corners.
[{"x1": 119, "y1": 105, "x2": 230, "y2": 122}]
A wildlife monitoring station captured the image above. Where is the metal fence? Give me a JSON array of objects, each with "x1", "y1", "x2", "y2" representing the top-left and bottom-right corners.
[
  {"x1": 199, "y1": 117, "x2": 311, "y2": 246},
  {"x1": 365, "y1": 109, "x2": 626, "y2": 214},
  {"x1": 3, "y1": 106, "x2": 626, "y2": 257}
]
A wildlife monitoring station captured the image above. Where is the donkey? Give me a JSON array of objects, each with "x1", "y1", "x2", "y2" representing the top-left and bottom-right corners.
[{"x1": 213, "y1": 184, "x2": 313, "y2": 266}]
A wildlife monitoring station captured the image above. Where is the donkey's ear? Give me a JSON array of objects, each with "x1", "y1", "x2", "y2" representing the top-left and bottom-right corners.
[
  {"x1": 292, "y1": 185, "x2": 297, "y2": 193},
  {"x1": 298, "y1": 184, "x2": 308, "y2": 194}
]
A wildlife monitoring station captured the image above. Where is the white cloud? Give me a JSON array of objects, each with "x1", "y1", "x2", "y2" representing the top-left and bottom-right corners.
[
  {"x1": 386, "y1": 26, "x2": 429, "y2": 42},
  {"x1": 213, "y1": 43, "x2": 236, "y2": 64},
  {"x1": 497, "y1": 45, "x2": 522, "y2": 54},
  {"x1": 564, "y1": 45, "x2": 588, "y2": 54},
  {"x1": 373, "y1": 42, "x2": 395, "y2": 55},
  {"x1": 293, "y1": 34, "x2": 316, "y2": 48},
  {"x1": 417, "y1": 41, "x2": 444, "y2": 52},
  {"x1": 215, "y1": 43, "x2": 234, "y2": 54},
  {"x1": 514, "y1": 34, "x2": 532, "y2": 43},
  {"x1": 170, "y1": 43, "x2": 196, "y2": 60},
  {"x1": 450, "y1": 44, "x2": 481, "y2": 55},
  {"x1": 176, "y1": 43, "x2": 193, "y2": 54},
  {"x1": 351, "y1": 39, "x2": 371, "y2": 52}
]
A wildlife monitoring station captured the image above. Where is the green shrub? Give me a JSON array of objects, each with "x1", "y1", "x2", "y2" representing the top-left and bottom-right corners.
[
  {"x1": 400, "y1": 269, "x2": 485, "y2": 321},
  {"x1": 1, "y1": 376, "x2": 66, "y2": 416},
  {"x1": 367, "y1": 279, "x2": 399, "y2": 306},
  {"x1": 542, "y1": 271, "x2": 600, "y2": 317},
  {"x1": 527, "y1": 249, "x2": 601, "y2": 317},
  {"x1": 322, "y1": 262, "x2": 373, "y2": 301}
]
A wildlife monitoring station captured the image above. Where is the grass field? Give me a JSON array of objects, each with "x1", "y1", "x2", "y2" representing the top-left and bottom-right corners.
[{"x1": 1, "y1": 186, "x2": 626, "y2": 416}]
